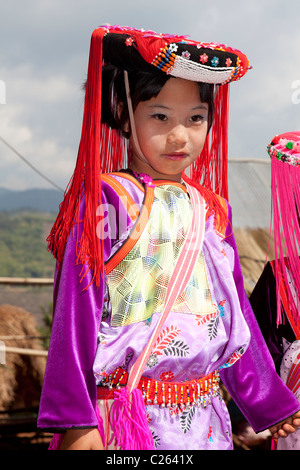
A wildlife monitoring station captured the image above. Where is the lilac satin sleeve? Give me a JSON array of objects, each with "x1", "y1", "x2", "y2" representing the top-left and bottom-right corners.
[
  {"x1": 37, "y1": 230, "x2": 105, "y2": 431},
  {"x1": 37, "y1": 180, "x2": 138, "y2": 431},
  {"x1": 220, "y1": 205, "x2": 300, "y2": 432}
]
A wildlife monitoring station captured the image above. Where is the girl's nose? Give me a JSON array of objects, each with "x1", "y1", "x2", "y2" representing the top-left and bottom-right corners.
[{"x1": 167, "y1": 125, "x2": 188, "y2": 146}]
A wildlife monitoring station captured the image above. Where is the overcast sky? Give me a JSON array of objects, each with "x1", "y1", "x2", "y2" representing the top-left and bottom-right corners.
[{"x1": 1, "y1": 0, "x2": 300, "y2": 192}]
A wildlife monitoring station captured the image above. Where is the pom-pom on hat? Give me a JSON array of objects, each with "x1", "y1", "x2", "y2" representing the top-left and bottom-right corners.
[
  {"x1": 47, "y1": 24, "x2": 250, "y2": 287},
  {"x1": 267, "y1": 131, "x2": 300, "y2": 166},
  {"x1": 267, "y1": 131, "x2": 300, "y2": 328}
]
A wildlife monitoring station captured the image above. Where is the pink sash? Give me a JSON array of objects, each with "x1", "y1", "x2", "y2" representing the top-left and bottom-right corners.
[
  {"x1": 109, "y1": 183, "x2": 207, "y2": 449},
  {"x1": 127, "y1": 183, "x2": 206, "y2": 391}
]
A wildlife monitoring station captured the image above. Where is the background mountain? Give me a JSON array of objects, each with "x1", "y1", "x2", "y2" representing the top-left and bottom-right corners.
[{"x1": 0, "y1": 188, "x2": 63, "y2": 213}]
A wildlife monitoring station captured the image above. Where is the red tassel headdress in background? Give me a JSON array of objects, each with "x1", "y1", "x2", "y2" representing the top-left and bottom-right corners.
[
  {"x1": 267, "y1": 132, "x2": 300, "y2": 328},
  {"x1": 47, "y1": 24, "x2": 250, "y2": 286}
]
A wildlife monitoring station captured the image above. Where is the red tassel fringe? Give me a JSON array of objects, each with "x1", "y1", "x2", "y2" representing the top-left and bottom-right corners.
[
  {"x1": 190, "y1": 83, "x2": 229, "y2": 201},
  {"x1": 47, "y1": 30, "x2": 230, "y2": 287},
  {"x1": 47, "y1": 30, "x2": 127, "y2": 287}
]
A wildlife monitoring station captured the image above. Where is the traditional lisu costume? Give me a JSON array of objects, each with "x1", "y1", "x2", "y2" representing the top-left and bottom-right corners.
[
  {"x1": 250, "y1": 132, "x2": 300, "y2": 450},
  {"x1": 37, "y1": 25, "x2": 300, "y2": 450}
]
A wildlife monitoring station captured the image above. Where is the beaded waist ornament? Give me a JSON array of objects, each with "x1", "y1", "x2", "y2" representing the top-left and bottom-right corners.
[{"x1": 97, "y1": 367, "x2": 220, "y2": 412}]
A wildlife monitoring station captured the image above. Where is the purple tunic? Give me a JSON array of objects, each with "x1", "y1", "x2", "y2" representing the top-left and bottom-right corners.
[{"x1": 38, "y1": 174, "x2": 300, "y2": 450}]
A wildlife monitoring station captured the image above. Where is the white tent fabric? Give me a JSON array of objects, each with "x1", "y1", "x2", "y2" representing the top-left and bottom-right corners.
[{"x1": 228, "y1": 159, "x2": 271, "y2": 229}]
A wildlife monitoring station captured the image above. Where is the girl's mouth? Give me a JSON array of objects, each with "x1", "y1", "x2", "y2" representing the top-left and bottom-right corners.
[{"x1": 164, "y1": 153, "x2": 188, "y2": 160}]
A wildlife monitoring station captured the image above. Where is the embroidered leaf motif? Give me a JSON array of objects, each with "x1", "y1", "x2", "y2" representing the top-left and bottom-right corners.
[
  {"x1": 163, "y1": 339, "x2": 189, "y2": 357},
  {"x1": 151, "y1": 325, "x2": 181, "y2": 356},
  {"x1": 217, "y1": 299, "x2": 226, "y2": 317},
  {"x1": 195, "y1": 310, "x2": 218, "y2": 326},
  {"x1": 208, "y1": 315, "x2": 219, "y2": 340},
  {"x1": 151, "y1": 431, "x2": 161, "y2": 448},
  {"x1": 220, "y1": 347, "x2": 245, "y2": 369},
  {"x1": 180, "y1": 407, "x2": 195, "y2": 434}
]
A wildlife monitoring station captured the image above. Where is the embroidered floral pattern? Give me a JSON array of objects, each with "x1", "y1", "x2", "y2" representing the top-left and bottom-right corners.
[
  {"x1": 225, "y1": 58, "x2": 232, "y2": 67},
  {"x1": 151, "y1": 430, "x2": 161, "y2": 448},
  {"x1": 195, "y1": 310, "x2": 218, "y2": 326},
  {"x1": 211, "y1": 56, "x2": 219, "y2": 67},
  {"x1": 208, "y1": 425, "x2": 214, "y2": 442},
  {"x1": 200, "y1": 53, "x2": 208, "y2": 64},
  {"x1": 164, "y1": 339, "x2": 189, "y2": 357},
  {"x1": 168, "y1": 43, "x2": 178, "y2": 53},
  {"x1": 151, "y1": 325, "x2": 181, "y2": 356},
  {"x1": 147, "y1": 325, "x2": 189, "y2": 368},
  {"x1": 147, "y1": 354, "x2": 159, "y2": 369},
  {"x1": 125, "y1": 37, "x2": 134, "y2": 46},
  {"x1": 159, "y1": 371, "x2": 175, "y2": 381},
  {"x1": 98, "y1": 334, "x2": 107, "y2": 345},
  {"x1": 220, "y1": 346, "x2": 245, "y2": 369},
  {"x1": 195, "y1": 300, "x2": 226, "y2": 341},
  {"x1": 208, "y1": 315, "x2": 220, "y2": 340},
  {"x1": 181, "y1": 50, "x2": 191, "y2": 59},
  {"x1": 170, "y1": 407, "x2": 181, "y2": 417},
  {"x1": 217, "y1": 300, "x2": 226, "y2": 317}
]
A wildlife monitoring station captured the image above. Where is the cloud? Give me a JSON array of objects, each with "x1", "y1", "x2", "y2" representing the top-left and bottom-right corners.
[
  {"x1": 0, "y1": 61, "x2": 81, "y2": 190},
  {"x1": 1, "y1": 0, "x2": 300, "y2": 190}
]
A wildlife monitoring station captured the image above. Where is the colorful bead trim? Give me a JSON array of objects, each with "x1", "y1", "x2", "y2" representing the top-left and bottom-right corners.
[
  {"x1": 151, "y1": 43, "x2": 177, "y2": 73},
  {"x1": 150, "y1": 41, "x2": 240, "y2": 84},
  {"x1": 99, "y1": 366, "x2": 129, "y2": 389},
  {"x1": 267, "y1": 137, "x2": 300, "y2": 167},
  {"x1": 97, "y1": 369, "x2": 220, "y2": 413}
]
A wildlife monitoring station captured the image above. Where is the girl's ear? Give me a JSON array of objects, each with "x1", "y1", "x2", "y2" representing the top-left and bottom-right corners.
[
  {"x1": 123, "y1": 119, "x2": 130, "y2": 134},
  {"x1": 117, "y1": 102, "x2": 123, "y2": 120},
  {"x1": 117, "y1": 102, "x2": 130, "y2": 134}
]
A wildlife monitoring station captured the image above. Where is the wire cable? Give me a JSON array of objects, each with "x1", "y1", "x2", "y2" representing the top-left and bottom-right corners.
[{"x1": 0, "y1": 136, "x2": 64, "y2": 193}]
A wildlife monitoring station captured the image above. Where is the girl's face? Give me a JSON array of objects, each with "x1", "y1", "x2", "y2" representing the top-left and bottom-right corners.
[{"x1": 129, "y1": 77, "x2": 209, "y2": 182}]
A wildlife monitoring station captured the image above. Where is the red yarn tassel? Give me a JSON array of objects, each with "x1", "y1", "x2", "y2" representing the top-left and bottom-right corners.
[
  {"x1": 47, "y1": 28, "x2": 129, "y2": 287},
  {"x1": 47, "y1": 28, "x2": 105, "y2": 287},
  {"x1": 190, "y1": 84, "x2": 229, "y2": 201}
]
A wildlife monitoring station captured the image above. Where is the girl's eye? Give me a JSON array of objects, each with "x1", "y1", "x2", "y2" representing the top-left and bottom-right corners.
[
  {"x1": 191, "y1": 114, "x2": 204, "y2": 123},
  {"x1": 153, "y1": 113, "x2": 167, "y2": 121}
]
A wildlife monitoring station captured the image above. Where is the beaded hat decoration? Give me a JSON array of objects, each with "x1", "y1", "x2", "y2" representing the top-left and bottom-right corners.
[
  {"x1": 267, "y1": 131, "x2": 300, "y2": 327},
  {"x1": 47, "y1": 25, "x2": 250, "y2": 286},
  {"x1": 267, "y1": 131, "x2": 300, "y2": 166},
  {"x1": 101, "y1": 25, "x2": 249, "y2": 85}
]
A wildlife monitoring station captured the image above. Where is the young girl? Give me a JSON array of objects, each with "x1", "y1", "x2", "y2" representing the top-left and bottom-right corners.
[
  {"x1": 37, "y1": 25, "x2": 300, "y2": 450},
  {"x1": 250, "y1": 132, "x2": 300, "y2": 450}
]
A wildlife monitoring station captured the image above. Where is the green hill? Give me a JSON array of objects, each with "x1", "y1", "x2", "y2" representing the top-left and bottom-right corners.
[{"x1": 0, "y1": 211, "x2": 56, "y2": 278}]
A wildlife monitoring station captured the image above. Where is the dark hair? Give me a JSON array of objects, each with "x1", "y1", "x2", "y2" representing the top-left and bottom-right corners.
[{"x1": 101, "y1": 65, "x2": 214, "y2": 137}]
